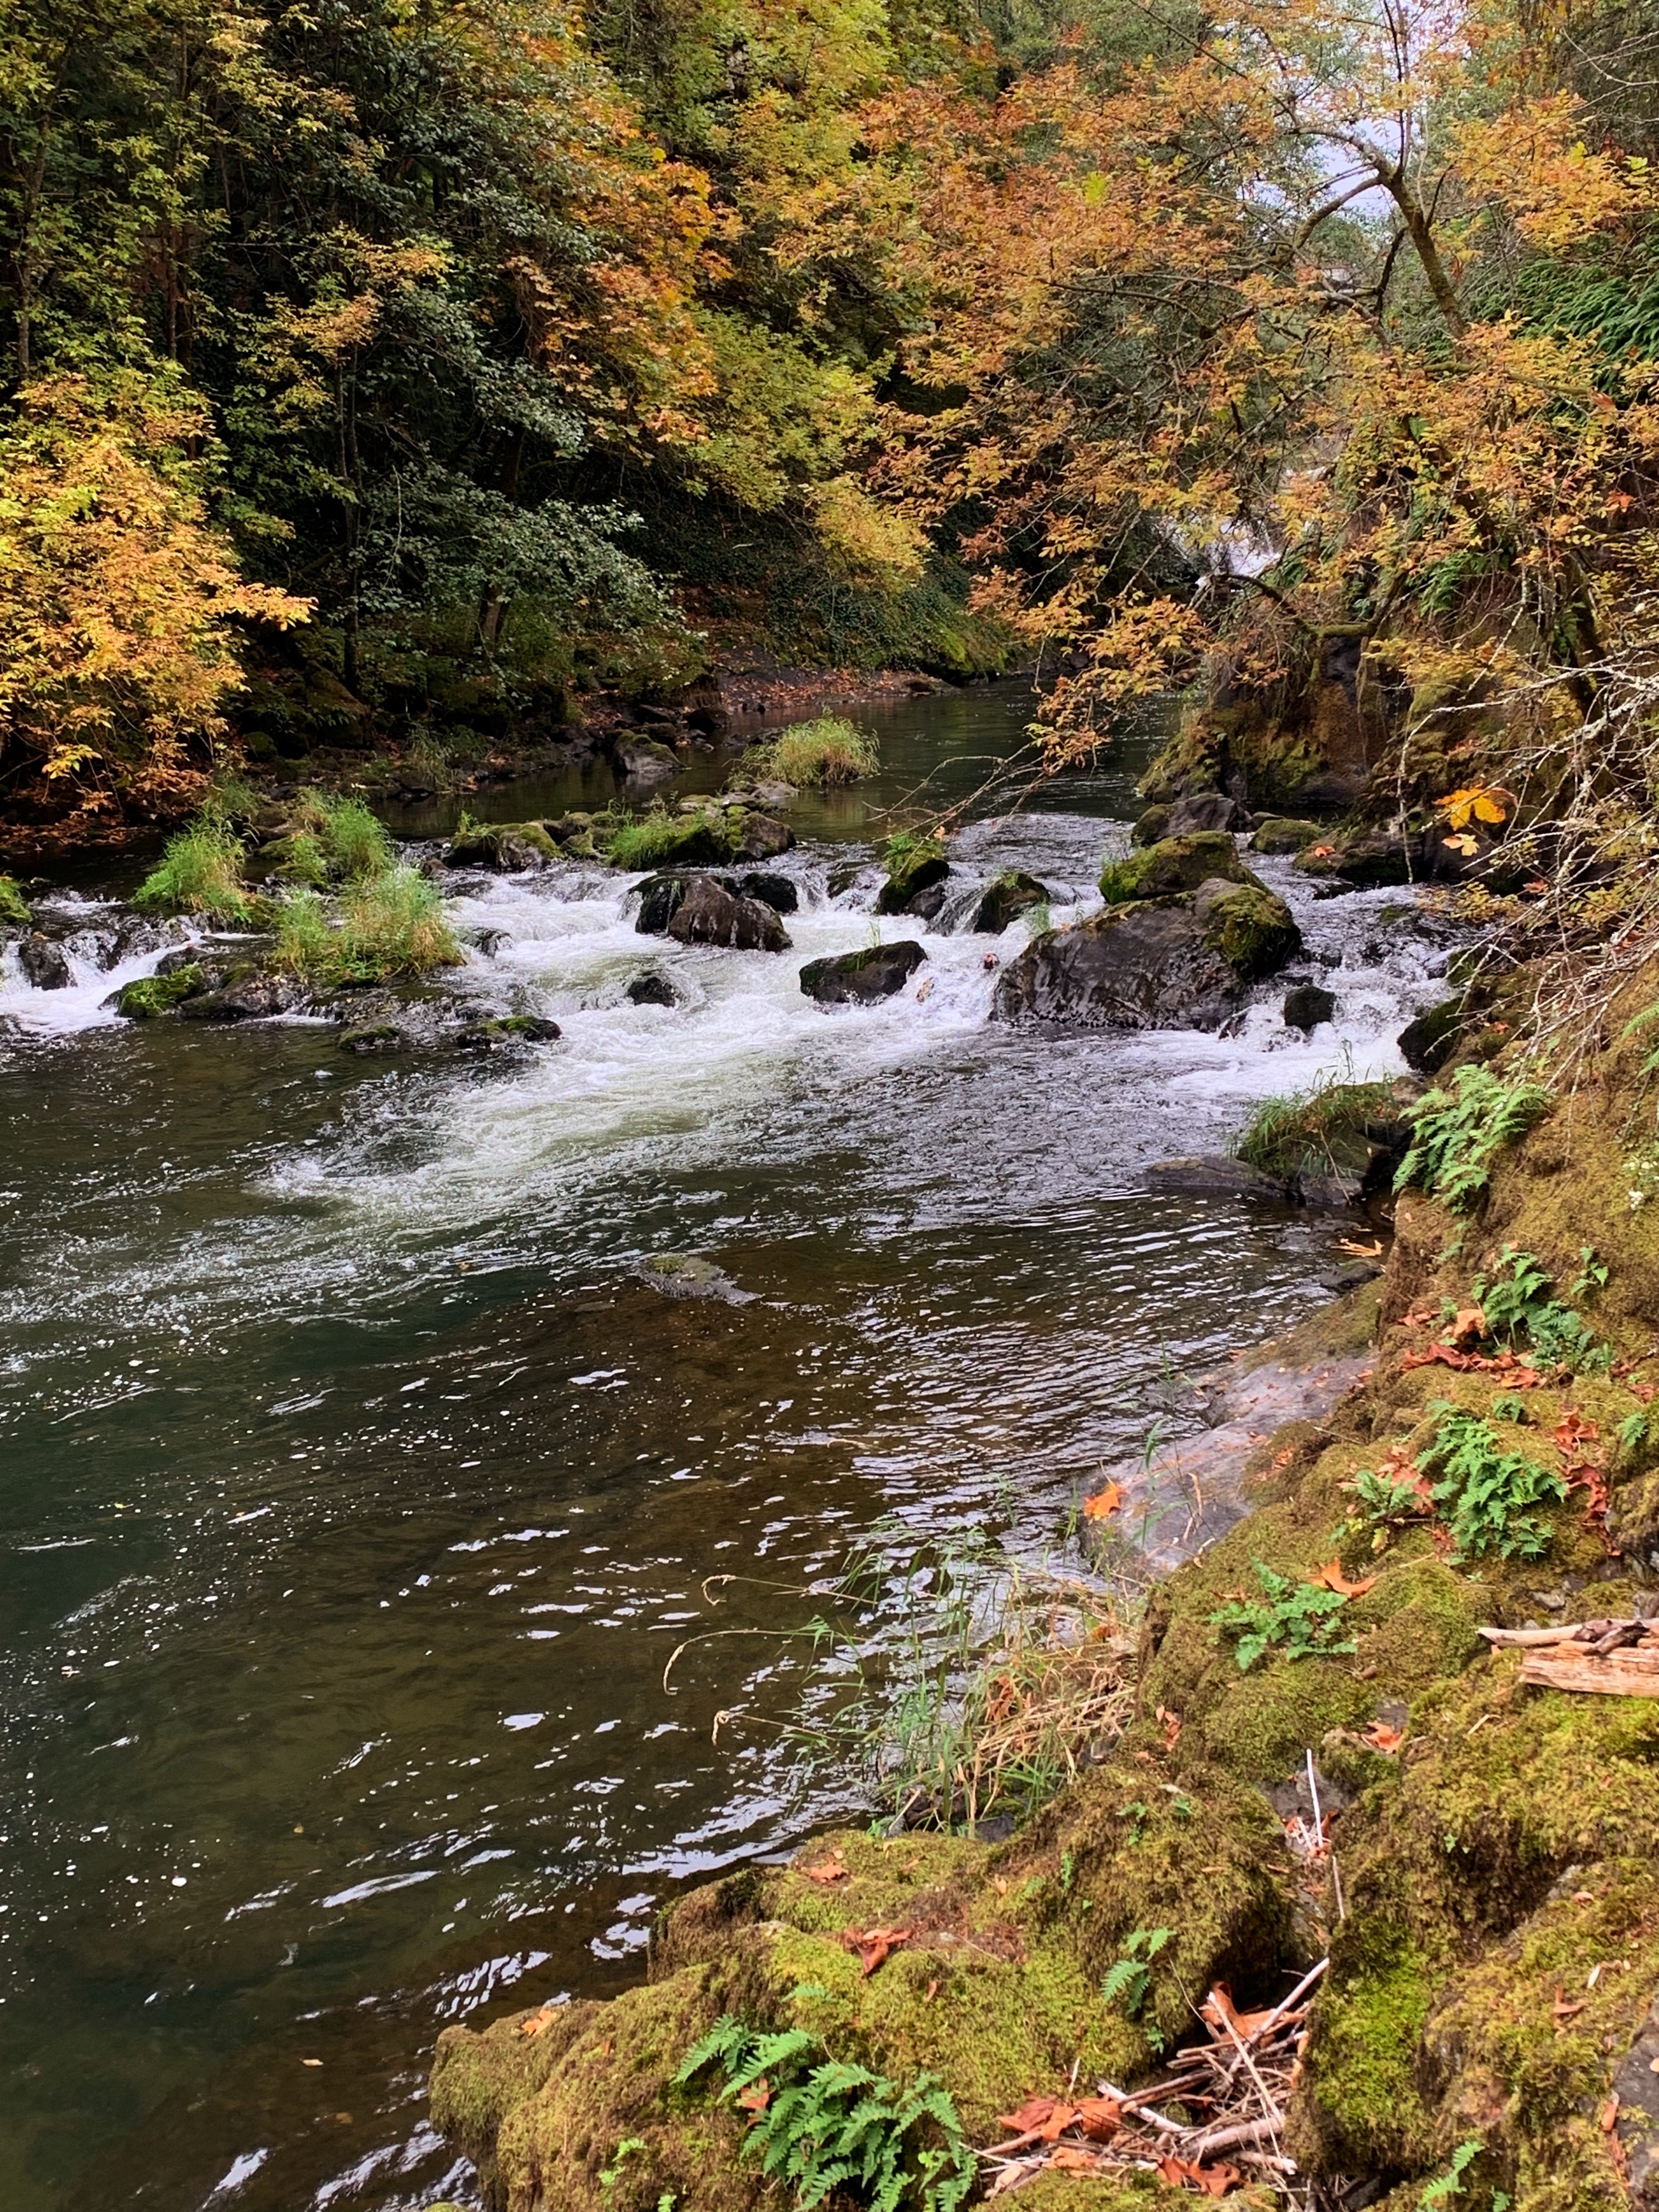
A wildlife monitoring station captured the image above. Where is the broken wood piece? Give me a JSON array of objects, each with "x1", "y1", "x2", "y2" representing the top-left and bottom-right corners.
[
  {"x1": 1183, "y1": 2111, "x2": 1287, "y2": 2159},
  {"x1": 1520, "y1": 1650, "x2": 1659, "y2": 1698}
]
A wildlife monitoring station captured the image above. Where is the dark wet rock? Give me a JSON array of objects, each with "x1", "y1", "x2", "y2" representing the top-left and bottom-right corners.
[
  {"x1": 665, "y1": 876, "x2": 790, "y2": 952},
  {"x1": 99, "y1": 917, "x2": 170, "y2": 970},
  {"x1": 995, "y1": 877, "x2": 1300, "y2": 1030},
  {"x1": 827, "y1": 861, "x2": 865, "y2": 899},
  {"x1": 1144, "y1": 1155, "x2": 1289, "y2": 1201},
  {"x1": 1098, "y1": 830, "x2": 1254, "y2": 905},
  {"x1": 177, "y1": 971, "x2": 309, "y2": 1022},
  {"x1": 638, "y1": 1253, "x2": 755, "y2": 1304},
  {"x1": 444, "y1": 821, "x2": 557, "y2": 871},
  {"x1": 875, "y1": 844, "x2": 949, "y2": 916},
  {"x1": 1167, "y1": 792, "x2": 1252, "y2": 837},
  {"x1": 1249, "y1": 816, "x2": 1325, "y2": 855},
  {"x1": 800, "y1": 941, "x2": 927, "y2": 1005},
  {"x1": 1398, "y1": 994, "x2": 1466, "y2": 1074},
  {"x1": 465, "y1": 928, "x2": 514, "y2": 958},
  {"x1": 114, "y1": 964, "x2": 210, "y2": 1019},
  {"x1": 738, "y1": 871, "x2": 798, "y2": 915},
  {"x1": 455, "y1": 1014, "x2": 561, "y2": 1051},
  {"x1": 1283, "y1": 982, "x2": 1337, "y2": 1031},
  {"x1": 906, "y1": 880, "x2": 949, "y2": 925},
  {"x1": 971, "y1": 871, "x2": 1051, "y2": 933},
  {"x1": 626, "y1": 972, "x2": 678, "y2": 1007},
  {"x1": 614, "y1": 736, "x2": 681, "y2": 785},
  {"x1": 733, "y1": 814, "x2": 795, "y2": 862},
  {"x1": 1293, "y1": 825, "x2": 1415, "y2": 888},
  {"x1": 1614, "y1": 1994, "x2": 1659, "y2": 2204},
  {"x1": 635, "y1": 873, "x2": 697, "y2": 934},
  {"x1": 18, "y1": 933, "x2": 73, "y2": 990},
  {"x1": 337, "y1": 1022, "x2": 408, "y2": 1054}
]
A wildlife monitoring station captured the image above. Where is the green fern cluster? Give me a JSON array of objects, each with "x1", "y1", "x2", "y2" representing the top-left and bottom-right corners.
[
  {"x1": 1209, "y1": 1559, "x2": 1356, "y2": 1671},
  {"x1": 1418, "y1": 1403, "x2": 1568, "y2": 1561},
  {"x1": 1470, "y1": 1246, "x2": 1611, "y2": 1375},
  {"x1": 675, "y1": 2015, "x2": 975, "y2": 2212},
  {"x1": 1395, "y1": 1065, "x2": 1550, "y2": 1213}
]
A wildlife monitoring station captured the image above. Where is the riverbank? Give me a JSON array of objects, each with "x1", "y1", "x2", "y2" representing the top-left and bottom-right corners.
[{"x1": 426, "y1": 952, "x2": 1659, "y2": 2212}]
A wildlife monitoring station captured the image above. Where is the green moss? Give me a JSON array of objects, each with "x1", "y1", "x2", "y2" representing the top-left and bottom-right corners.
[
  {"x1": 115, "y1": 964, "x2": 207, "y2": 1018},
  {"x1": 450, "y1": 817, "x2": 561, "y2": 867},
  {"x1": 1200, "y1": 882, "x2": 1302, "y2": 980},
  {"x1": 1249, "y1": 817, "x2": 1324, "y2": 854},
  {"x1": 1099, "y1": 832, "x2": 1254, "y2": 905},
  {"x1": 1130, "y1": 805, "x2": 1173, "y2": 848},
  {"x1": 1291, "y1": 1924, "x2": 1436, "y2": 2170},
  {"x1": 607, "y1": 812, "x2": 736, "y2": 871}
]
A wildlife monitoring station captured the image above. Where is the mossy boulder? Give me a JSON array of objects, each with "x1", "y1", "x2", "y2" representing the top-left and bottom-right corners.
[
  {"x1": 971, "y1": 870, "x2": 1050, "y2": 933},
  {"x1": 1099, "y1": 831, "x2": 1255, "y2": 905},
  {"x1": 445, "y1": 821, "x2": 558, "y2": 871},
  {"x1": 1293, "y1": 827, "x2": 1417, "y2": 888},
  {"x1": 608, "y1": 815, "x2": 738, "y2": 872},
  {"x1": 876, "y1": 840, "x2": 949, "y2": 916},
  {"x1": 1250, "y1": 816, "x2": 1325, "y2": 855},
  {"x1": 1199, "y1": 881, "x2": 1302, "y2": 982},
  {"x1": 1130, "y1": 804, "x2": 1172, "y2": 847},
  {"x1": 115, "y1": 964, "x2": 208, "y2": 1018}
]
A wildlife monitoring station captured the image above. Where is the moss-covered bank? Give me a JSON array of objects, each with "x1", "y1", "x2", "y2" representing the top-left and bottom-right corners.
[{"x1": 430, "y1": 955, "x2": 1659, "y2": 2212}]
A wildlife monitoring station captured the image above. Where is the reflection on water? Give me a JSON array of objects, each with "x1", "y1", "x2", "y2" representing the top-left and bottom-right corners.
[{"x1": 0, "y1": 689, "x2": 1457, "y2": 2212}]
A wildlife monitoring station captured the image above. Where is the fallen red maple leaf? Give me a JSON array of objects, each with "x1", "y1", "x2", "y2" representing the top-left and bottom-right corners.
[
  {"x1": 799, "y1": 1854, "x2": 848, "y2": 1884},
  {"x1": 840, "y1": 1925, "x2": 912, "y2": 1976},
  {"x1": 1362, "y1": 1720, "x2": 1405, "y2": 1753},
  {"x1": 1083, "y1": 1480, "x2": 1125, "y2": 1520},
  {"x1": 1158, "y1": 2152, "x2": 1244, "y2": 2195},
  {"x1": 1310, "y1": 1558, "x2": 1378, "y2": 1598}
]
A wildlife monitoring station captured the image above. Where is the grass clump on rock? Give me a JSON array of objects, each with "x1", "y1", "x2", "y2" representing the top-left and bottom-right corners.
[
  {"x1": 1234, "y1": 1076, "x2": 1398, "y2": 1180},
  {"x1": 748, "y1": 714, "x2": 879, "y2": 788},
  {"x1": 134, "y1": 814, "x2": 255, "y2": 921},
  {"x1": 607, "y1": 807, "x2": 737, "y2": 871},
  {"x1": 274, "y1": 866, "x2": 461, "y2": 983}
]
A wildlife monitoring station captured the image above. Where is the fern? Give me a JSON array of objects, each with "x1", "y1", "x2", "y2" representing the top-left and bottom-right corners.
[
  {"x1": 1395, "y1": 1065, "x2": 1550, "y2": 1214},
  {"x1": 1101, "y1": 1925, "x2": 1172, "y2": 2017},
  {"x1": 676, "y1": 2016, "x2": 974, "y2": 2212},
  {"x1": 1471, "y1": 1247, "x2": 1611, "y2": 1375},
  {"x1": 1210, "y1": 1559, "x2": 1356, "y2": 1670},
  {"x1": 1418, "y1": 1403, "x2": 1567, "y2": 1560}
]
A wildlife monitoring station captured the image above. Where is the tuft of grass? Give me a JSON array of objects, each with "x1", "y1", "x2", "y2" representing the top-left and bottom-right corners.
[
  {"x1": 272, "y1": 888, "x2": 335, "y2": 973},
  {"x1": 1233, "y1": 1076, "x2": 1396, "y2": 1180},
  {"x1": 337, "y1": 864, "x2": 461, "y2": 978},
  {"x1": 745, "y1": 714, "x2": 879, "y2": 788},
  {"x1": 133, "y1": 816, "x2": 255, "y2": 921},
  {"x1": 606, "y1": 807, "x2": 735, "y2": 870},
  {"x1": 311, "y1": 791, "x2": 393, "y2": 880}
]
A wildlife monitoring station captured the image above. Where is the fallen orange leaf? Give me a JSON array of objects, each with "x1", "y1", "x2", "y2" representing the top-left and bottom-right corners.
[
  {"x1": 519, "y1": 2007, "x2": 560, "y2": 2039},
  {"x1": 1075, "y1": 2096, "x2": 1122, "y2": 2141},
  {"x1": 800, "y1": 1856, "x2": 848, "y2": 1884},
  {"x1": 839, "y1": 1925, "x2": 911, "y2": 1977},
  {"x1": 1362, "y1": 1720, "x2": 1405, "y2": 1753},
  {"x1": 1158, "y1": 2152, "x2": 1244, "y2": 2195},
  {"x1": 1310, "y1": 1558, "x2": 1377, "y2": 1599},
  {"x1": 1083, "y1": 1480, "x2": 1125, "y2": 1520},
  {"x1": 737, "y1": 2080, "x2": 770, "y2": 2114},
  {"x1": 1046, "y1": 2145, "x2": 1098, "y2": 2171}
]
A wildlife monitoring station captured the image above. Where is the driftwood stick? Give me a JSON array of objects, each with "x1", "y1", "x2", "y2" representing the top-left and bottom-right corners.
[
  {"x1": 1096, "y1": 2081, "x2": 1184, "y2": 2134},
  {"x1": 1520, "y1": 1650, "x2": 1659, "y2": 1697},
  {"x1": 1184, "y1": 2111, "x2": 1287, "y2": 2158}
]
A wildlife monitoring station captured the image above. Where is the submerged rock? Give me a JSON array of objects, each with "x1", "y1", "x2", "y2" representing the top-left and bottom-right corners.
[
  {"x1": 455, "y1": 1014, "x2": 561, "y2": 1051},
  {"x1": 18, "y1": 933, "x2": 72, "y2": 990},
  {"x1": 625, "y1": 971, "x2": 678, "y2": 1007},
  {"x1": 665, "y1": 876, "x2": 791, "y2": 952},
  {"x1": 799, "y1": 941, "x2": 926, "y2": 1005},
  {"x1": 614, "y1": 736, "x2": 681, "y2": 786},
  {"x1": 971, "y1": 870, "x2": 1050, "y2": 933},
  {"x1": 996, "y1": 876, "x2": 1300, "y2": 1029},
  {"x1": 638, "y1": 1254, "x2": 754, "y2": 1303},
  {"x1": 1143, "y1": 1154, "x2": 1291, "y2": 1201}
]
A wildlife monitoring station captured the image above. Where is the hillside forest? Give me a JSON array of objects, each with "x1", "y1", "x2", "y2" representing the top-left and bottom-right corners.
[{"x1": 7, "y1": 0, "x2": 1659, "y2": 873}]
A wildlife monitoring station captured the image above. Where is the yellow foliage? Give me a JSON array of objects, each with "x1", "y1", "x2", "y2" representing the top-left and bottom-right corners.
[{"x1": 0, "y1": 374, "x2": 310, "y2": 791}]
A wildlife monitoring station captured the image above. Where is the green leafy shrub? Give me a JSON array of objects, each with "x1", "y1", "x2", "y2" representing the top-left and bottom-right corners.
[
  {"x1": 1210, "y1": 1559, "x2": 1356, "y2": 1670},
  {"x1": 1395, "y1": 1064, "x2": 1550, "y2": 1212},
  {"x1": 1417, "y1": 1403, "x2": 1567, "y2": 1560},
  {"x1": 0, "y1": 874, "x2": 31, "y2": 925},
  {"x1": 748, "y1": 715, "x2": 879, "y2": 787},
  {"x1": 1234, "y1": 1076, "x2": 1396, "y2": 1178},
  {"x1": 133, "y1": 816, "x2": 253, "y2": 920},
  {"x1": 676, "y1": 2014, "x2": 974, "y2": 2212}
]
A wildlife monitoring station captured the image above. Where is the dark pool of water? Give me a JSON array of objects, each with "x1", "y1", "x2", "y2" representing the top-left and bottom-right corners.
[{"x1": 0, "y1": 690, "x2": 1441, "y2": 2212}]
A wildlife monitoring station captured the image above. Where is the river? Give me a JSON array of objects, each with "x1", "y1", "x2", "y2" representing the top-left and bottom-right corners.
[{"x1": 1, "y1": 685, "x2": 1455, "y2": 2212}]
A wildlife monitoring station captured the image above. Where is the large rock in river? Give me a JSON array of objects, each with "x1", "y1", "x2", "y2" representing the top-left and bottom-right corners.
[
  {"x1": 995, "y1": 877, "x2": 1300, "y2": 1029},
  {"x1": 972, "y1": 870, "x2": 1049, "y2": 933},
  {"x1": 800, "y1": 941, "x2": 926, "y2": 1005},
  {"x1": 665, "y1": 875, "x2": 790, "y2": 952}
]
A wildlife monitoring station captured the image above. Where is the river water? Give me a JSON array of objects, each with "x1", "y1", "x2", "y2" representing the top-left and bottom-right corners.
[{"x1": 1, "y1": 686, "x2": 1456, "y2": 2212}]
